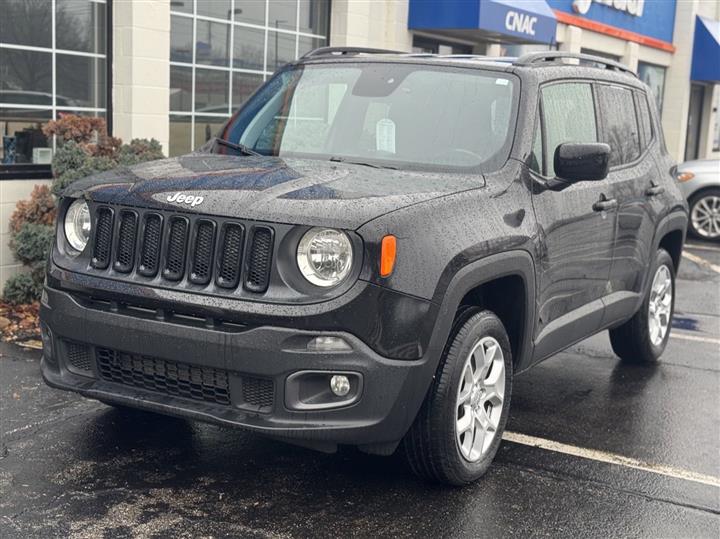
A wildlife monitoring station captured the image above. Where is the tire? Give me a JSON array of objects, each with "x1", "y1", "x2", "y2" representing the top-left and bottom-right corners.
[
  {"x1": 688, "y1": 188, "x2": 720, "y2": 242},
  {"x1": 403, "y1": 310, "x2": 513, "y2": 486},
  {"x1": 609, "y1": 248, "x2": 675, "y2": 364}
]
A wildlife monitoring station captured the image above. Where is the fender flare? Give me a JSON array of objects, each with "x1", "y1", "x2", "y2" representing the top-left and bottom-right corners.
[{"x1": 424, "y1": 250, "x2": 536, "y2": 374}]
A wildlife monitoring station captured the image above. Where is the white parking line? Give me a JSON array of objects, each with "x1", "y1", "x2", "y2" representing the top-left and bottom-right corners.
[
  {"x1": 685, "y1": 242, "x2": 720, "y2": 254},
  {"x1": 670, "y1": 332, "x2": 720, "y2": 345},
  {"x1": 502, "y1": 431, "x2": 720, "y2": 488},
  {"x1": 682, "y1": 251, "x2": 720, "y2": 274}
]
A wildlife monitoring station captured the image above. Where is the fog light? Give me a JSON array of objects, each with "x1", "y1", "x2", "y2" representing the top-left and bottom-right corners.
[
  {"x1": 330, "y1": 375, "x2": 351, "y2": 397},
  {"x1": 307, "y1": 336, "x2": 352, "y2": 352}
]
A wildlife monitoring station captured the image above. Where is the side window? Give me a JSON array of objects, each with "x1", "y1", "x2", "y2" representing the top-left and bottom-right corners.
[
  {"x1": 597, "y1": 85, "x2": 641, "y2": 167},
  {"x1": 541, "y1": 83, "x2": 597, "y2": 177},
  {"x1": 529, "y1": 110, "x2": 543, "y2": 174},
  {"x1": 635, "y1": 91, "x2": 653, "y2": 151}
]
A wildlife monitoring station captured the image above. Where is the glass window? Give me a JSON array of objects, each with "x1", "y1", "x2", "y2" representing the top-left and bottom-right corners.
[
  {"x1": 197, "y1": 0, "x2": 232, "y2": 20},
  {"x1": 0, "y1": 0, "x2": 107, "y2": 169},
  {"x1": 195, "y1": 115, "x2": 230, "y2": 148},
  {"x1": 597, "y1": 85, "x2": 641, "y2": 167},
  {"x1": 196, "y1": 20, "x2": 231, "y2": 67},
  {"x1": 195, "y1": 68, "x2": 229, "y2": 113},
  {"x1": 169, "y1": 115, "x2": 192, "y2": 157},
  {"x1": 56, "y1": 55, "x2": 106, "y2": 109},
  {"x1": 1, "y1": 108, "x2": 52, "y2": 164},
  {"x1": 0, "y1": 49, "x2": 53, "y2": 105},
  {"x1": 233, "y1": 26, "x2": 266, "y2": 71},
  {"x1": 56, "y1": 0, "x2": 106, "y2": 54},
  {"x1": 171, "y1": 15, "x2": 194, "y2": 63},
  {"x1": 637, "y1": 62, "x2": 666, "y2": 115},
  {"x1": 269, "y1": 1, "x2": 298, "y2": 32},
  {"x1": 298, "y1": 36, "x2": 324, "y2": 57},
  {"x1": 0, "y1": 0, "x2": 52, "y2": 48},
  {"x1": 232, "y1": 72, "x2": 264, "y2": 109},
  {"x1": 635, "y1": 91, "x2": 653, "y2": 151},
  {"x1": 267, "y1": 31, "x2": 296, "y2": 71},
  {"x1": 235, "y1": 1, "x2": 267, "y2": 26},
  {"x1": 170, "y1": 65, "x2": 193, "y2": 112},
  {"x1": 299, "y1": 1, "x2": 330, "y2": 35},
  {"x1": 169, "y1": 0, "x2": 329, "y2": 157},
  {"x1": 541, "y1": 83, "x2": 597, "y2": 177},
  {"x1": 169, "y1": 1, "x2": 192, "y2": 15},
  {"x1": 228, "y1": 64, "x2": 518, "y2": 171}
]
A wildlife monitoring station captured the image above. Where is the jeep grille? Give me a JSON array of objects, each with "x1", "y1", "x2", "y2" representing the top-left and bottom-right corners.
[{"x1": 88, "y1": 204, "x2": 275, "y2": 294}]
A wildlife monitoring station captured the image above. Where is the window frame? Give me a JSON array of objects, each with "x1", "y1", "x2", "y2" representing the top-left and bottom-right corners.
[{"x1": 0, "y1": 0, "x2": 113, "y2": 178}]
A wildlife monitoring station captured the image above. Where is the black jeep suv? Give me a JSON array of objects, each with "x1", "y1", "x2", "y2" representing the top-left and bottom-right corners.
[{"x1": 41, "y1": 49, "x2": 688, "y2": 485}]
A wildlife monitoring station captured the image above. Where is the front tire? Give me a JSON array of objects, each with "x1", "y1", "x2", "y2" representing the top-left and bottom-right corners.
[
  {"x1": 609, "y1": 248, "x2": 675, "y2": 364},
  {"x1": 404, "y1": 310, "x2": 513, "y2": 485}
]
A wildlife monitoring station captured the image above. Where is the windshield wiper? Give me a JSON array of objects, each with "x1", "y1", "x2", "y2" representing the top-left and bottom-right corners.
[
  {"x1": 329, "y1": 156, "x2": 397, "y2": 170},
  {"x1": 213, "y1": 137, "x2": 261, "y2": 157}
]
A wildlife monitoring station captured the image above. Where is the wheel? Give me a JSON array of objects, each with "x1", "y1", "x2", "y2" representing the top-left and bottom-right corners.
[
  {"x1": 403, "y1": 310, "x2": 513, "y2": 485},
  {"x1": 609, "y1": 248, "x2": 675, "y2": 364},
  {"x1": 688, "y1": 188, "x2": 720, "y2": 241}
]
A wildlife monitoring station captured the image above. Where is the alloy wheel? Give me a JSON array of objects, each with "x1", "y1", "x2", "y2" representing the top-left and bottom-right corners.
[
  {"x1": 648, "y1": 264, "x2": 673, "y2": 346},
  {"x1": 691, "y1": 195, "x2": 720, "y2": 239},
  {"x1": 455, "y1": 336, "x2": 506, "y2": 462}
]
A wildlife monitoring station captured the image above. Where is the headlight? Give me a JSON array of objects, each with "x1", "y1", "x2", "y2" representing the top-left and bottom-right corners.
[
  {"x1": 297, "y1": 228, "x2": 353, "y2": 287},
  {"x1": 64, "y1": 199, "x2": 91, "y2": 253},
  {"x1": 677, "y1": 171, "x2": 695, "y2": 182}
]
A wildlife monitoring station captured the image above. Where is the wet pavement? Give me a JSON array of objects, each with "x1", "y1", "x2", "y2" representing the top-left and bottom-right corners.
[{"x1": 1, "y1": 243, "x2": 719, "y2": 538}]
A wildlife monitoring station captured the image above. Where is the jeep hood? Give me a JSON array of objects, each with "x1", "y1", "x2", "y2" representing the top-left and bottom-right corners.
[{"x1": 65, "y1": 153, "x2": 484, "y2": 229}]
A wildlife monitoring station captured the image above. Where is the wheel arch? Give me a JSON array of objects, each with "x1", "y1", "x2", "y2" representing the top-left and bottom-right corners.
[{"x1": 427, "y1": 250, "x2": 536, "y2": 375}]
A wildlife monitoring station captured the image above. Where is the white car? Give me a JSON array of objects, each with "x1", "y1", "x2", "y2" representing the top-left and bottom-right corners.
[{"x1": 677, "y1": 159, "x2": 720, "y2": 241}]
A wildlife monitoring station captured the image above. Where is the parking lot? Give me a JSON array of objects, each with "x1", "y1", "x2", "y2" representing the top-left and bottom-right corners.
[{"x1": 1, "y1": 242, "x2": 718, "y2": 538}]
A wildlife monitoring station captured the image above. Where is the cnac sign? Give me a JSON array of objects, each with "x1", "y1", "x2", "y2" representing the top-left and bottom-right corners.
[
  {"x1": 505, "y1": 11, "x2": 538, "y2": 36},
  {"x1": 573, "y1": 0, "x2": 645, "y2": 17}
]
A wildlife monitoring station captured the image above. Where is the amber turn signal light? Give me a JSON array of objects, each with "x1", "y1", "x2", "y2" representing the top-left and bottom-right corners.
[
  {"x1": 380, "y1": 235, "x2": 397, "y2": 277},
  {"x1": 676, "y1": 171, "x2": 695, "y2": 182}
]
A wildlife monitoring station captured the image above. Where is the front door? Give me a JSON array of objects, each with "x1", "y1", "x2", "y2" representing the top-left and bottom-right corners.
[{"x1": 530, "y1": 82, "x2": 617, "y2": 361}]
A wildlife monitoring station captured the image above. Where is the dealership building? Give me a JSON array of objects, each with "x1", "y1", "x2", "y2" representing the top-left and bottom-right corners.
[{"x1": 1, "y1": 0, "x2": 719, "y2": 285}]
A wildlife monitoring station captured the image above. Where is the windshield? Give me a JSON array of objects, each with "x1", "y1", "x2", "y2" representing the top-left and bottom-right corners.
[{"x1": 218, "y1": 63, "x2": 518, "y2": 171}]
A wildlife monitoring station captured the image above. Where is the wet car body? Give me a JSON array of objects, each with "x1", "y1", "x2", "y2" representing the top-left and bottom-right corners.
[{"x1": 40, "y1": 50, "x2": 688, "y2": 478}]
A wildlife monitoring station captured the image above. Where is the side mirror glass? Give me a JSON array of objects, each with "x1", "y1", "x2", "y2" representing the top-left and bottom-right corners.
[{"x1": 554, "y1": 142, "x2": 610, "y2": 183}]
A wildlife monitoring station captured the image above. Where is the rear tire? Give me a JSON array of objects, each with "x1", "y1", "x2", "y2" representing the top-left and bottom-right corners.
[
  {"x1": 403, "y1": 310, "x2": 513, "y2": 485},
  {"x1": 609, "y1": 248, "x2": 675, "y2": 364}
]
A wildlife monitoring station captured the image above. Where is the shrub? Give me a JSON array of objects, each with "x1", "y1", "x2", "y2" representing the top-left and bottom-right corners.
[
  {"x1": 10, "y1": 185, "x2": 56, "y2": 233},
  {"x1": 2, "y1": 272, "x2": 43, "y2": 305},
  {"x1": 118, "y1": 138, "x2": 164, "y2": 166},
  {"x1": 10, "y1": 223, "x2": 54, "y2": 270},
  {"x1": 42, "y1": 114, "x2": 106, "y2": 145}
]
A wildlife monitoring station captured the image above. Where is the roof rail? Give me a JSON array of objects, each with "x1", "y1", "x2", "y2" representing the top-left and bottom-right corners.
[
  {"x1": 301, "y1": 46, "x2": 402, "y2": 59},
  {"x1": 514, "y1": 51, "x2": 637, "y2": 77}
]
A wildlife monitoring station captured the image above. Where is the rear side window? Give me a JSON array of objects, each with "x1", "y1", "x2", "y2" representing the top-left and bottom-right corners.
[
  {"x1": 597, "y1": 85, "x2": 641, "y2": 167},
  {"x1": 635, "y1": 91, "x2": 653, "y2": 150},
  {"x1": 541, "y1": 83, "x2": 597, "y2": 177}
]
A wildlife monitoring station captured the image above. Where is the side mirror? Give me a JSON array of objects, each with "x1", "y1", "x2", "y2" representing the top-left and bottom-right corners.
[{"x1": 554, "y1": 142, "x2": 610, "y2": 183}]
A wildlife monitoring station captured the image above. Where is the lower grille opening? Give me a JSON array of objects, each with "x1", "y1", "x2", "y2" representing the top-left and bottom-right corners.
[
  {"x1": 242, "y1": 376, "x2": 274, "y2": 408},
  {"x1": 96, "y1": 348, "x2": 231, "y2": 406},
  {"x1": 64, "y1": 340, "x2": 92, "y2": 373}
]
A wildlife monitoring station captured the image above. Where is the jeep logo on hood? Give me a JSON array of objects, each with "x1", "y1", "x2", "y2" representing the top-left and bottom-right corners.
[{"x1": 166, "y1": 192, "x2": 204, "y2": 207}]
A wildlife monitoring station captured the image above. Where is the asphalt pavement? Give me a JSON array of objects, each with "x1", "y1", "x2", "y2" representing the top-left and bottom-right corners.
[{"x1": 1, "y1": 242, "x2": 719, "y2": 538}]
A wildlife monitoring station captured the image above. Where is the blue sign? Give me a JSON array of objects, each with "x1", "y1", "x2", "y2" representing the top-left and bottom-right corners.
[
  {"x1": 408, "y1": 0, "x2": 558, "y2": 45},
  {"x1": 546, "y1": 0, "x2": 676, "y2": 44}
]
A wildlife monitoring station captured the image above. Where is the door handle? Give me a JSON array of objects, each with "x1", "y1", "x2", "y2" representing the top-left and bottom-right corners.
[
  {"x1": 646, "y1": 184, "x2": 665, "y2": 196},
  {"x1": 593, "y1": 196, "x2": 618, "y2": 212}
]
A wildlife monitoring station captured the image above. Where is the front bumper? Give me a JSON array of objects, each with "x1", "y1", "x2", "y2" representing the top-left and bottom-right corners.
[{"x1": 40, "y1": 285, "x2": 434, "y2": 452}]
